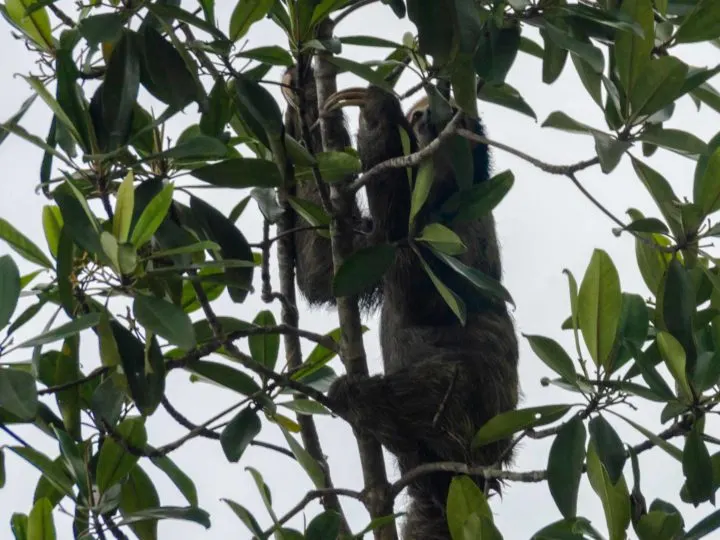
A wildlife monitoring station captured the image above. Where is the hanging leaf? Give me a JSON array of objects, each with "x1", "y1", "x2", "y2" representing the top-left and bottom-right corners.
[
  {"x1": 133, "y1": 294, "x2": 197, "y2": 350},
  {"x1": 333, "y1": 244, "x2": 396, "y2": 298},
  {"x1": 0, "y1": 255, "x2": 21, "y2": 331},
  {"x1": 248, "y1": 310, "x2": 279, "y2": 372},
  {"x1": 547, "y1": 416, "x2": 586, "y2": 519}
]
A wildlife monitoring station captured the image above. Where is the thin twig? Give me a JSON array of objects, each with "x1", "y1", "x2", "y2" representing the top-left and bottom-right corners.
[
  {"x1": 350, "y1": 111, "x2": 464, "y2": 192},
  {"x1": 38, "y1": 366, "x2": 110, "y2": 395},
  {"x1": 260, "y1": 488, "x2": 365, "y2": 538}
]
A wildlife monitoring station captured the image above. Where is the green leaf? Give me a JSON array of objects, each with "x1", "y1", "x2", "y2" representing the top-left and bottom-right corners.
[
  {"x1": 0, "y1": 368, "x2": 38, "y2": 421},
  {"x1": 119, "y1": 465, "x2": 160, "y2": 540},
  {"x1": 477, "y1": 82, "x2": 537, "y2": 120},
  {"x1": 0, "y1": 255, "x2": 21, "y2": 330},
  {"x1": 229, "y1": 0, "x2": 274, "y2": 41},
  {"x1": 189, "y1": 361, "x2": 261, "y2": 396},
  {"x1": 295, "y1": 151, "x2": 362, "y2": 184},
  {"x1": 17, "y1": 313, "x2": 101, "y2": 348},
  {"x1": 96, "y1": 417, "x2": 147, "y2": 493},
  {"x1": 540, "y1": 28, "x2": 568, "y2": 84},
  {"x1": 325, "y1": 56, "x2": 392, "y2": 90},
  {"x1": 586, "y1": 443, "x2": 631, "y2": 540},
  {"x1": 115, "y1": 506, "x2": 210, "y2": 529},
  {"x1": 236, "y1": 45, "x2": 293, "y2": 66},
  {"x1": 589, "y1": 416, "x2": 626, "y2": 484},
  {"x1": 113, "y1": 171, "x2": 135, "y2": 243},
  {"x1": 0, "y1": 93, "x2": 36, "y2": 148},
  {"x1": 675, "y1": 0, "x2": 720, "y2": 43},
  {"x1": 4, "y1": 0, "x2": 53, "y2": 51},
  {"x1": 152, "y1": 135, "x2": 228, "y2": 161},
  {"x1": 657, "y1": 331, "x2": 692, "y2": 400},
  {"x1": 133, "y1": 294, "x2": 196, "y2": 350},
  {"x1": 249, "y1": 310, "x2": 279, "y2": 372},
  {"x1": 525, "y1": 335, "x2": 577, "y2": 384},
  {"x1": 8, "y1": 446, "x2": 74, "y2": 499},
  {"x1": 578, "y1": 249, "x2": 622, "y2": 367},
  {"x1": 306, "y1": 511, "x2": 342, "y2": 540},
  {"x1": 541, "y1": 110, "x2": 597, "y2": 133},
  {"x1": 614, "y1": 0, "x2": 654, "y2": 97},
  {"x1": 232, "y1": 72, "x2": 283, "y2": 139},
  {"x1": 637, "y1": 128, "x2": 708, "y2": 157},
  {"x1": 189, "y1": 196, "x2": 254, "y2": 304},
  {"x1": 543, "y1": 21, "x2": 604, "y2": 73},
  {"x1": 695, "y1": 147, "x2": 720, "y2": 216},
  {"x1": 130, "y1": 182, "x2": 174, "y2": 248},
  {"x1": 416, "y1": 223, "x2": 467, "y2": 255},
  {"x1": 446, "y1": 475, "x2": 492, "y2": 540},
  {"x1": 593, "y1": 132, "x2": 631, "y2": 173},
  {"x1": 0, "y1": 217, "x2": 53, "y2": 268},
  {"x1": 137, "y1": 26, "x2": 199, "y2": 111},
  {"x1": 472, "y1": 405, "x2": 572, "y2": 448},
  {"x1": 10, "y1": 512, "x2": 28, "y2": 540},
  {"x1": 333, "y1": 244, "x2": 396, "y2": 298},
  {"x1": 150, "y1": 455, "x2": 198, "y2": 506},
  {"x1": 431, "y1": 249, "x2": 514, "y2": 306},
  {"x1": 279, "y1": 427, "x2": 326, "y2": 488},
  {"x1": 442, "y1": 170, "x2": 515, "y2": 223},
  {"x1": 77, "y1": 13, "x2": 124, "y2": 46},
  {"x1": 686, "y1": 508, "x2": 720, "y2": 539},
  {"x1": 417, "y1": 250, "x2": 467, "y2": 325},
  {"x1": 190, "y1": 158, "x2": 282, "y2": 188},
  {"x1": 631, "y1": 57, "x2": 688, "y2": 119},
  {"x1": 110, "y1": 321, "x2": 166, "y2": 415},
  {"x1": 102, "y1": 30, "x2": 141, "y2": 150},
  {"x1": 27, "y1": 498, "x2": 55, "y2": 540},
  {"x1": 220, "y1": 408, "x2": 262, "y2": 463},
  {"x1": 223, "y1": 499, "x2": 263, "y2": 537},
  {"x1": 683, "y1": 423, "x2": 714, "y2": 504},
  {"x1": 547, "y1": 417, "x2": 586, "y2": 519}
]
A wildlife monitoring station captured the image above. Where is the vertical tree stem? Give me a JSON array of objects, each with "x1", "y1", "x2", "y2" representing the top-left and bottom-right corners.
[{"x1": 313, "y1": 18, "x2": 397, "y2": 540}]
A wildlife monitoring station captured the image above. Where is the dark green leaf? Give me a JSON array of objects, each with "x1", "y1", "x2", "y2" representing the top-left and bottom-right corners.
[
  {"x1": 130, "y1": 182, "x2": 174, "y2": 248},
  {"x1": 249, "y1": 310, "x2": 279, "y2": 372},
  {"x1": 220, "y1": 408, "x2": 262, "y2": 462},
  {"x1": 589, "y1": 416, "x2": 626, "y2": 484},
  {"x1": 133, "y1": 294, "x2": 196, "y2": 350},
  {"x1": 190, "y1": 158, "x2": 282, "y2": 188},
  {"x1": 683, "y1": 423, "x2": 714, "y2": 505},
  {"x1": 637, "y1": 128, "x2": 708, "y2": 156},
  {"x1": 232, "y1": 73, "x2": 283, "y2": 138},
  {"x1": 306, "y1": 511, "x2": 342, "y2": 540},
  {"x1": 222, "y1": 498, "x2": 263, "y2": 537},
  {"x1": 0, "y1": 217, "x2": 53, "y2": 268},
  {"x1": 200, "y1": 80, "x2": 232, "y2": 138},
  {"x1": 525, "y1": 335, "x2": 577, "y2": 384},
  {"x1": 18, "y1": 313, "x2": 101, "y2": 348},
  {"x1": 407, "y1": 0, "x2": 453, "y2": 64},
  {"x1": 333, "y1": 244, "x2": 396, "y2": 298},
  {"x1": 432, "y1": 249, "x2": 514, "y2": 306},
  {"x1": 96, "y1": 417, "x2": 147, "y2": 493},
  {"x1": 190, "y1": 196, "x2": 254, "y2": 303},
  {"x1": 472, "y1": 405, "x2": 572, "y2": 448},
  {"x1": 189, "y1": 361, "x2": 261, "y2": 396},
  {"x1": 593, "y1": 132, "x2": 631, "y2": 173},
  {"x1": 0, "y1": 255, "x2": 21, "y2": 330},
  {"x1": 686, "y1": 508, "x2": 720, "y2": 539},
  {"x1": 229, "y1": 0, "x2": 274, "y2": 41},
  {"x1": 675, "y1": 0, "x2": 720, "y2": 43},
  {"x1": 7, "y1": 446, "x2": 74, "y2": 499},
  {"x1": 540, "y1": 28, "x2": 568, "y2": 84},
  {"x1": 119, "y1": 465, "x2": 160, "y2": 540},
  {"x1": 137, "y1": 26, "x2": 198, "y2": 111},
  {"x1": 115, "y1": 506, "x2": 211, "y2": 529},
  {"x1": 477, "y1": 82, "x2": 537, "y2": 120},
  {"x1": 586, "y1": 443, "x2": 631, "y2": 540},
  {"x1": 102, "y1": 30, "x2": 140, "y2": 150},
  {"x1": 614, "y1": 0, "x2": 654, "y2": 97},
  {"x1": 110, "y1": 321, "x2": 166, "y2": 415},
  {"x1": 548, "y1": 417, "x2": 586, "y2": 518},
  {"x1": 441, "y1": 170, "x2": 514, "y2": 223},
  {"x1": 150, "y1": 455, "x2": 198, "y2": 506},
  {"x1": 0, "y1": 368, "x2": 38, "y2": 421},
  {"x1": 631, "y1": 57, "x2": 688, "y2": 119},
  {"x1": 695, "y1": 147, "x2": 720, "y2": 216}
]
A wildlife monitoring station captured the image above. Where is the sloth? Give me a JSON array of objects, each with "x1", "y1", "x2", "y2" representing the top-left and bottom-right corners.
[{"x1": 282, "y1": 67, "x2": 519, "y2": 540}]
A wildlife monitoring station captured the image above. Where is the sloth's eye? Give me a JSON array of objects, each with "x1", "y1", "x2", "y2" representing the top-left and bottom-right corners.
[{"x1": 410, "y1": 109, "x2": 424, "y2": 124}]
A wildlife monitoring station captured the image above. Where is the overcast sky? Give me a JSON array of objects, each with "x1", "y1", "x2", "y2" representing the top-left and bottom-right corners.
[{"x1": 1, "y1": 1, "x2": 719, "y2": 539}]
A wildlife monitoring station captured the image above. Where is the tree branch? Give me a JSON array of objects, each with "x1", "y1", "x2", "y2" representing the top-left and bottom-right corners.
[{"x1": 314, "y1": 17, "x2": 396, "y2": 540}]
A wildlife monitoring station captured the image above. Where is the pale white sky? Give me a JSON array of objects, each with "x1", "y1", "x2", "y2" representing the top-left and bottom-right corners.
[{"x1": 0, "y1": 2, "x2": 718, "y2": 539}]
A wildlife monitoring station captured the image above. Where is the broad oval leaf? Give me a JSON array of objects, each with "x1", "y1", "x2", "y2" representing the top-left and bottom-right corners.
[
  {"x1": 190, "y1": 158, "x2": 282, "y2": 188},
  {"x1": 586, "y1": 443, "x2": 631, "y2": 540},
  {"x1": 657, "y1": 331, "x2": 693, "y2": 401},
  {"x1": 525, "y1": 335, "x2": 577, "y2": 384},
  {"x1": 189, "y1": 361, "x2": 261, "y2": 396},
  {"x1": 27, "y1": 498, "x2": 55, "y2": 540},
  {"x1": 96, "y1": 417, "x2": 147, "y2": 493},
  {"x1": 229, "y1": 0, "x2": 274, "y2": 42},
  {"x1": 446, "y1": 475, "x2": 492, "y2": 540},
  {"x1": 577, "y1": 249, "x2": 622, "y2": 367},
  {"x1": 130, "y1": 182, "x2": 174, "y2": 248},
  {"x1": 333, "y1": 244, "x2": 396, "y2": 298},
  {"x1": 0, "y1": 368, "x2": 38, "y2": 421},
  {"x1": 683, "y1": 423, "x2": 714, "y2": 505},
  {"x1": 220, "y1": 408, "x2": 262, "y2": 463},
  {"x1": 119, "y1": 465, "x2": 160, "y2": 540},
  {"x1": 134, "y1": 294, "x2": 196, "y2": 350},
  {"x1": 547, "y1": 416, "x2": 586, "y2": 519},
  {"x1": 248, "y1": 310, "x2": 279, "y2": 372},
  {"x1": 0, "y1": 255, "x2": 21, "y2": 330},
  {"x1": 0, "y1": 217, "x2": 53, "y2": 268},
  {"x1": 589, "y1": 415, "x2": 626, "y2": 484},
  {"x1": 472, "y1": 404, "x2": 572, "y2": 448}
]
